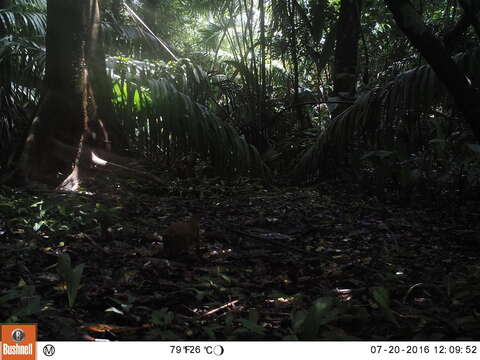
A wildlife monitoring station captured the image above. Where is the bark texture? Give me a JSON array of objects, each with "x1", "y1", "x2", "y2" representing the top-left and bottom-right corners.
[
  {"x1": 330, "y1": 0, "x2": 362, "y2": 118},
  {"x1": 20, "y1": 0, "x2": 115, "y2": 188}
]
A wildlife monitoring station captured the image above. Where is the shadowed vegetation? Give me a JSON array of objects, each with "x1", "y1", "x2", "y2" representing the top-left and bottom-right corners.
[{"x1": 1, "y1": 0, "x2": 480, "y2": 341}]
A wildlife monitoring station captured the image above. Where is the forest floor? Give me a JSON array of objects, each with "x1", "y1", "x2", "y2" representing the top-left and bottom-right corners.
[{"x1": 1, "y1": 166, "x2": 480, "y2": 340}]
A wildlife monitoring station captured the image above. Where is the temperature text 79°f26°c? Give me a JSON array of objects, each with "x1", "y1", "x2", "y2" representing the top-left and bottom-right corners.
[{"x1": 170, "y1": 344, "x2": 225, "y2": 356}]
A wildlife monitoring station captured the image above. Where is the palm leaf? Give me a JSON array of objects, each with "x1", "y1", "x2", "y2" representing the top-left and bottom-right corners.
[
  {"x1": 0, "y1": 8, "x2": 46, "y2": 37},
  {"x1": 107, "y1": 56, "x2": 268, "y2": 176},
  {"x1": 295, "y1": 47, "x2": 480, "y2": 180}
]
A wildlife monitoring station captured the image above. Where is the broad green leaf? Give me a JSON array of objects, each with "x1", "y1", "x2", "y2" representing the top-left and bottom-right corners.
[
  {"x1": 299, "y1": 297, "x2": 338, "y2": 339},
  {"x1": 58, "y1": 253, "x2": 85, "y2": 307},
  {"x1": 371, "y1": 287, "x2": 399, "y2": 327}
]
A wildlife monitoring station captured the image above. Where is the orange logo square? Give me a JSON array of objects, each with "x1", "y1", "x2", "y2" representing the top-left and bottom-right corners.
[{"x1": 1, "y1": 324, "x2": 36, "y2": 360}]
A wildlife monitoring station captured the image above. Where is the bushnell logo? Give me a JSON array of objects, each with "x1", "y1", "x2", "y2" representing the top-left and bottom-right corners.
[
  {"x1": 11, "y1": 329, "x2": 25, "y2": 343},
  {"x1": 1, "y1": 324, "x2": 37, "y2": 360}
]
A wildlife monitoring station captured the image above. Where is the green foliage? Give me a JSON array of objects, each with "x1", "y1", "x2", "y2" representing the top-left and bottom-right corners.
[
  {"x1": 0, "y1": 0, "x2": 46, "y2": 172},
  {"x1": 371, "y1": 287, "x2": 399, "y2": 327},
  {"x1": 57, "y1": 253, "x2": 85, "y2": 308},
  {"x1": 108, "y1": 56, "x2": 268, "y2": 176},
  {"x1": 290, "y1": 297, "x2": 362, "y2": 340},
  {"x1": 0, "y1": 190, "x2": 113, "y2": 236},
  {"x1": 295, "y1": 47, "x2": 480, "y2": 188},
  {"x1": 9, "y1": 0, "x2": 47, "y2": 13},
  {"x1": 293, "y1": 297, "x2": 339, "y2": 339},
  {"x1": 147, "y1": 308, "x2": 180, "y2": 340},
  {"x1": 359, "y1": 150, "x2": 421, "y2": 201},
  {"x1": 0, "y1": 283, "x2": 42, "y2": 322},
  {"x1": 0, "y1": 8, "x2": 46, "y2": 36},
  {"x1": 230, "y1": 310, "x2": 266, "y2": 339},
  {"x1": 151, "y1": 307, "x2": 175, "y2": 327}
]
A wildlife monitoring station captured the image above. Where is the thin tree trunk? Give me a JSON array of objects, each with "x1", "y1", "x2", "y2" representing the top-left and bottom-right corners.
[
  {"x1": 314, "y1": 24, "x2": 336, "y2": 79},
  {"x1": 0, "y1": 0, "x2": 10, "y2": 169},
  {"x1": 111, "y1": 0, "x2": 121, "y2": 19},
  {"x1": 259, "y1": 0, "x2": 266, "y2": 118},
  {"x1": 287, "y1": 0, "x2": 305, "y2": 128},
  {"x1": 88, "y1": 0, "x2": 128, "y2": 152},
  {"x1": 360, "y1": 24, "x2": 370, "y2": 85},
  {"x1": 385, "y1": 0, "x2": 480, "y2": 142},
  {"x1": 330, "y1": 0, "x2": 362, "y2": 119}
]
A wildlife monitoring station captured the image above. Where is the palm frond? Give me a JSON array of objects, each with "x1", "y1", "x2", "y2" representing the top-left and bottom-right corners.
[
  {"x1": 102, "y1": 21, "x2": 163, "y2": 54},
  {"x1": 198, "y1": 22, "x2": 227, "y2": 50},
  {"x1": 1, "y1": 37, "x2": 45, "y2": 85},
  {"x1": 10, "y1": 0, "x2": 46, "y2": 12},
  {"x1": 224, "y1": 59, "x2": 257, "y2": 89},
  {"x1": 295, "y1": 47, "x2": 480, "y2": 179},
  {"x1": 0, "y1": 1, "x2": 46, "y2": 172},
  {"x1": 185, "y1": 0, "x2": 233, "y2": 16},
  {"x1": 0, "y1": 36, "x2": 44, "y2": 172},
  {"x1": 0, "y1": 9, "x2": 46, "y2": 37},
  {"x1": 107, "y1": 56, "x2": 268, "y2": 176}
]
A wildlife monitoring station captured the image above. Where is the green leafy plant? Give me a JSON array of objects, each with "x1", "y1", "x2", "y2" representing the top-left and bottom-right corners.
[
  {"x1": 147, "y1": 308, "x2": 179, "y2": 340},
  {"x1": 291, "y1": 297, "x2": 344, "y2": 340},
  {"x1": 108, "y1": 56, "x2": 268, "y2": 177},
  {"x1": 0, "y1": 283, "x2": 42, "y2": 322},
  {"x1": 361, "y1": 150, "x2": 422, "y2": 201},
  {"x1": 57, "y1": 253, "x2": 85, "y2": 308},
  {"x1": 211, "y1": 309, "x2": 267, "y2": 340},
  {"x1": 295, "y1": 48, "x2": 480, "y2": 181},
  {"x1": 151, "y1": 307, "x2": 175, "y2": 327},
  {"x1": 371, "y1": 287, "x2": 399, "y2": 327},
  {"x1": 233, "y1": 309, "x2": 266, "y2": 338}
]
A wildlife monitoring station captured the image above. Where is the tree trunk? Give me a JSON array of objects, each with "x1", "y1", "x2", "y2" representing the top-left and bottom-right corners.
[
  {"x1": 143, "y1": 0, "x2": 158, "y2": 29},
  {"x1": 330, "y1": 0, "x2": 362, "y2": 119},
  {"x1": 0, "y1": 0, "x2": 10, "y2": 169},
  {"x1": 258, "y1": 0, "x2": 266, "y2": 119},
  {"x1": 287, "y1": 0, "x2": 307, "y2": 129},
  {"x1": 19, "y1": 0, "x2": 112, "y2": 189},
  {"x1": 111, "y1": 0, "x2": 121, "y2": 19},
  {"x1": 385, "y1": 0, "x2": 480, "y2": 142},
  {"x1": 89, "y1": 1, "x2": 128, "y2": 153}
]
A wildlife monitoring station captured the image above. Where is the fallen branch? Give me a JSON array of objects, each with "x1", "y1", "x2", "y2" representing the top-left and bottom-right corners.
[{"x1": 200, "y1": 300, "x2": 239, "y2": 318}]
